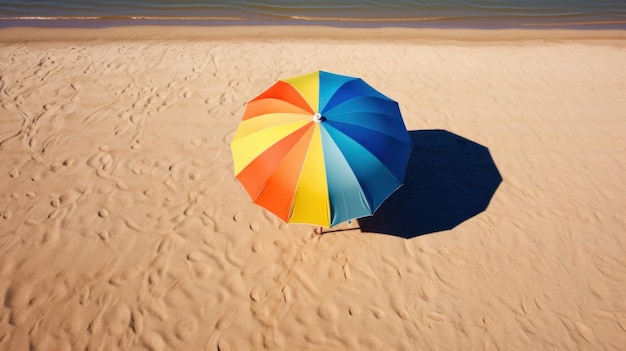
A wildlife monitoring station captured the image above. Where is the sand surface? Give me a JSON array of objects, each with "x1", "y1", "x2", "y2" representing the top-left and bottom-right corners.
[{"x1": 1, "y1": 26, "x2": 625, "y2": 350}]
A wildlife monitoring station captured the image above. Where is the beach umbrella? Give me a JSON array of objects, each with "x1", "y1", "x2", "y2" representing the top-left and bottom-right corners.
[{"x1": 230, "y1": 71, "x2": 412, "y2": 228}]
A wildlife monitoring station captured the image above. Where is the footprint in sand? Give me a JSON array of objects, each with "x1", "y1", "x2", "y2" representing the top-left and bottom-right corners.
[
  {"x1": 215, "y1": 307, "x2": 238, "y2": 331},
  {"x1": 186, "y1": 246, "x2": 217, "y2": 276},
  {"x1": 371, "y1": 307, "x2": 385, "y2": 320},
  {"x1": 9, "y1": 167, "x2": 20, "y2": 178},
  {"x1": 304, "y1": 328, "x2": 327, "y2": 345},
  {"x1": 281, "y1": 285, "x2": 293, "y2": 303},
  {"x1": 5, "y1": 282, "x2": 35, "y2": 326},
  {"x1": 317, "y1": 302, "x2": 339, "y2": 322},
  {"x1": 109, "y1": 265, "x2": 143, "y2": 286},
  {"x1": 426, "y1": 311, "x2": 447, "y2": 322},
  {"x1": 4, "y1": 282, "x2": 32, "y2": 310},
  {"x1": 251, "y1": 241, "x2": 263, "y2": 253},
  {"x1": 142, "y1": 331, "x2": 165, "y2": 351},
  {"x1": 87, "y1": 146, "x2": 120, "y2": 183},
  {"x1": 420, "y1": 279, "x2": 438, "y2": 301},
  {"x1": 98, "y1": 208, "x2": 110, "y2": 219},
  {"x1": 347, "y1": 305, "x2": 359, "y2": 316},
  {"x1": 249, "y1": 286, "x2": 265, "y2": 303},
  {"x1": 130, "y1": 309, "x2": 144, "y2": 334},
  {"x1": 175, "y1": 317, "x2": 197, "y2": 341},
  {"x1": 103, "y1": 301, "x2": 132, "y2": 337},
  {"x1": 51, "y1": 189, "x2": 82, "y2": 209},
  {"x1": 390, "y1": 295, "x2": 410, "y2": 320}
]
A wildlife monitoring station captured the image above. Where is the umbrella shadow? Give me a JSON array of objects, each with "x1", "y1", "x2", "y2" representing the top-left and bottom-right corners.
[{"x1": 358, "y1": 129, "x2": 502, "y2": 239}]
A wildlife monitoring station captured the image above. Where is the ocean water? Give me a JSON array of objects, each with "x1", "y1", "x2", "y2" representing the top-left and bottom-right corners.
[{"x1": 1, "y1": 0, "x2": 625, "y2": 28}]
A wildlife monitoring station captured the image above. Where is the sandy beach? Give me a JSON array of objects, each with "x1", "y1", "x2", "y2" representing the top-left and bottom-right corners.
[{"x1": 1, "y1": 25, "x2": 625, "y2": 350}]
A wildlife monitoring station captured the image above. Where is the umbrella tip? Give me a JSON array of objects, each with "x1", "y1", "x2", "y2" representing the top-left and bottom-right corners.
[{"x1": 312, "y1": 113, "x2": 323, "y2": 123}]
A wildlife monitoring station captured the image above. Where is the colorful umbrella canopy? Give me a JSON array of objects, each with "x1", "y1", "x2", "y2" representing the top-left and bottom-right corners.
[{"x1": 231, "y1": 71, "x2": 412, "y2": 227}]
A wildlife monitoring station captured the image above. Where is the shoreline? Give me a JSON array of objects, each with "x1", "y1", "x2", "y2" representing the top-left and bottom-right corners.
[
  {"x1": 1, "y1": 18, "x2": 626, "y2": 31},
  {"x1": 1, "y1": 25, "x2": 626, "y2": 44}
]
